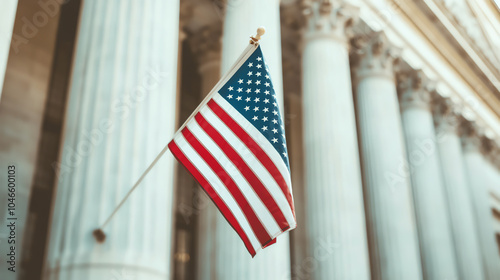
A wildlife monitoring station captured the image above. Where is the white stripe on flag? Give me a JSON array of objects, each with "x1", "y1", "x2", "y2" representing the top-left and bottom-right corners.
[
  {"x1": 186, "y1": 120, "x2": 282, "y2": 236},
  {"x1": 200, "y1": 106, "x2": 296, "y2": 228},
  {"x1": 213, "y1": 94, "x2": 294, "y2": 202},
  {"x1": 174, "y1": 134, "x2": 262, "y2": 251}
]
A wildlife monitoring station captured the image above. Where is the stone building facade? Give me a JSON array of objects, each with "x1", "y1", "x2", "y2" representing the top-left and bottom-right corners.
[{"x1": 0, "y1": 0, "x2": 499, "y2": 279}]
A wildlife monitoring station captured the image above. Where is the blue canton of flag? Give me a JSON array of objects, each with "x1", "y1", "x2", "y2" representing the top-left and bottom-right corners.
[{"x1": 218, "y1": 46, "x2": 290, "y2": 169}]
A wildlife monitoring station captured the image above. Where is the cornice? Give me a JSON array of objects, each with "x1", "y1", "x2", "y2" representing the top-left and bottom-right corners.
[
  {"x1": 433, "y1": 0, "x2": 500, "y2": 75},
  {"x1": 395, "y1": 0, "x2": 500, "y2": 117},
  {"x1": 360, "y1": 0, "x2": 500, "y2": 141}
]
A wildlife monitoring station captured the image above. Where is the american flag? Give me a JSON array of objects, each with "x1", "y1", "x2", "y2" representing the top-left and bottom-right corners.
[{"x1": 168, "y1": 44, "x2": 296, "y2": 256}]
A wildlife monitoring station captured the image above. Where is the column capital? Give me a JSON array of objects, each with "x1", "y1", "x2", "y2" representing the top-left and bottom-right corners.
[
  {"x1": 188, "y1": 24, "x2": 223, "y2": 73},
  {"x1": 432, "y1": 96, "x2": 462, "y2": 134},
  {"x1": 351, "y1": 31, "x2": 401, "y2": 81},
  {"x1": 397, "y1": 69, "x2": 436, "y2": 111},
  {"x1": 179, "y1": 3, "x2": 194, "y2": 42},
  {"x1": 492, "y1": 141, "x2": 500, "y2": 169},
  {"x1": 480, "y1": 136, "x2": 500, "y2": 164},
  {"x1": 460, "y1": 120, "x2": 486, "y2": 153},
  {"x1": 302, "y1": 0, "x2": 359, "y2": 44}
]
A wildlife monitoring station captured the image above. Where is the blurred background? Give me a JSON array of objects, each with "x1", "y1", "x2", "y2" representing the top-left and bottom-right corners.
[{"x1": 0, "y1": 0, "x2": 499, "y2": 279}]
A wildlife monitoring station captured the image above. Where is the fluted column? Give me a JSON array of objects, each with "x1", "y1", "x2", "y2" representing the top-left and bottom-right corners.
[
  {"x1": 0, "y1": 0, "x2": 17, "y2": 97},
  {"x1": 189, "y1": 24, "x2": 222, "y2": 280},
  {"x1": 433, "y1": 98, "x2": 485, "y2": 280},
  {"x1": 216, "y1": 0, "x2": 291, "y2": 279},
  {"x1": 461, "y1": 123, "x2": 500, "y2": 280},
  {"x1": 490, "y1": 145, "x2": 500, "y2": 208},
  {"x1": 481, "y1": 139, "x2": 500, "y2": 279},
  {"x1": 44, "y1": 1, "x2": 179, "y2": 279},
  {"x1": 301, "y1": 1, "x2": 370, "y2": 279},
  {"x1": 483, "y1": 139, "x2": 500, "y2": 264},
  {"x1": 398, "y1": 70, "x2": 459, "y2": 279},
  {"x1": 352, "y1": 31, "x2": 422, "y2": 280}
]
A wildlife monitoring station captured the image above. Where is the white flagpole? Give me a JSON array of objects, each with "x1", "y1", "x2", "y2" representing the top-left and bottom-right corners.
[{"x1": 93, "y1": 27, "x2": 266, "y2": 243}]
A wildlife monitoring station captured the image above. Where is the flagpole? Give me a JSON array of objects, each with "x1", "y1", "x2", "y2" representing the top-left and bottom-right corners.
[
  {"x1": 93, "y1": 27, "x2": 266, "y2": 243},
  {"x1": 92, "y1": 144, "x2": 170, "y2": 242}
]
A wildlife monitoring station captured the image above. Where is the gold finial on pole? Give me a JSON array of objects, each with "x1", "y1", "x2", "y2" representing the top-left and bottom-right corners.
[{"x1": 250, "y1": 26, "x2": 266, "y2": 45}]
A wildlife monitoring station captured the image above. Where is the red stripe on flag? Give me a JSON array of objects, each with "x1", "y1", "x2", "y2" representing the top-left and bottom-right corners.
[
  {"x1": 263, "y1": 237, "x2": 277, "y2": 248},
  {"x1": 168, "y1": 140, "x2": 257, "y2": 256},
  {"x1": 181, "y1": 127, "x2": 272, "y2": 246},
  {"x1": 207, "y1": 99, "x2": 295, "y2": 215},
  {"x1": 195, "y1": 113, "x2": 290, "y2": 230}
]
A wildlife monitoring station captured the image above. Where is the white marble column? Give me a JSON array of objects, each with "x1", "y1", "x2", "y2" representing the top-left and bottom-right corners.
[
  {"x1": 352, "y1": 31, "x2": 422, "y2": 280},
  {"x1": 215, "y1": 0, "x2": 291, "y2": 279},
  {"x1": 398, "y1": 70, "x2": 459, "y2": 280},
  {"x1": 0, "y1": 0, "x2": 17, "y2": 97},
  {"x1": 301, "y1": 1, "x2": 370, "y2": 279},
  {"x1": 189, "y1": 24, "x2": 222, "y2": 280},
  {"x1": 461, "y1": 123, "x2": 500, "y2": 280},
  {"x1": 433, "y1": 98, "x2": 485, "y2": 280},
  {"x1": 490, "y1": 145, "x2": 500, "y2": 240},
  {"x1": 483, "y1": 140, "x2": 500, "y2": 261},
  {"x1": 482, "y1": 139, "x2": 500, "y2": 279},
  {"x1": 490, "y1": 145, "x2": 500, "y2": 207},
  {"x1": 44, "y1": 1, "x2": 179, "y2": 279}
]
